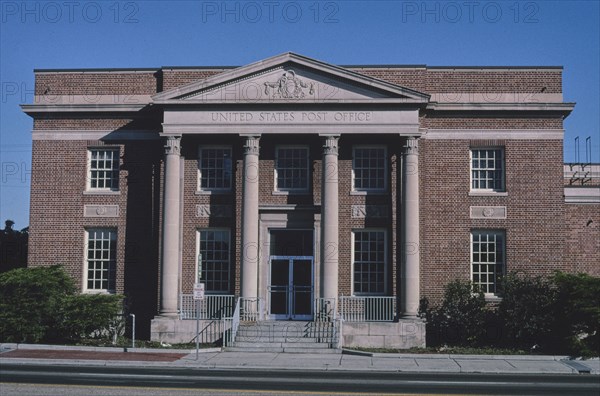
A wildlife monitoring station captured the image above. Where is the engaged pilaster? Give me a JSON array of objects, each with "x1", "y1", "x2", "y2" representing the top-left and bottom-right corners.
[
  {"x1": 401, "y1": 136, "x2": 420, "y2": 318},
  {"x1": 321, "y1": 135, "x2": 340, "y2": 302},
  {"x1": 241, "y1": 135, "x2": 260, "y2": 298},
  {"x1": 160, "y1": 135, "x2": 182, "y2": 316}
]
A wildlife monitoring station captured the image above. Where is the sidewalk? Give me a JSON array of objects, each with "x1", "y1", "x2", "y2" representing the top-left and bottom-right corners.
[{"x1": 1, "y1": 343, "x2": 598, "y2": 375}]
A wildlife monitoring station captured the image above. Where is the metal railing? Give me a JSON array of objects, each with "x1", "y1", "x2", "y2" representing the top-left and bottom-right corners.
[
  {"x1": 339, "y1": 296, "x2": 396, "y2": 322},
  {"x1": 223, "y1": 297, "x2": 241, "y2": 347},
  {"x1": 180, "y1": 294, "x2": 235, "y2": 320},
  {"x1": 314, "y1": 298, "x2": 337, "y2": 322},
  {"x1": 240, "y1": 297, "x2": 265, "y2": 322}
]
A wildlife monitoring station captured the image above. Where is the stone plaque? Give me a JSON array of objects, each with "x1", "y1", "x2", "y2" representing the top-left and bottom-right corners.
[
  {"x1": 351, "y1": 205, "x2": 389, "y2": 219},
  {"x1": 84, "y1": 205, "x2": 119, "y2": 218},
  {"x1": 196, "y1": 204, "x2": 232, "y2": 218},
  {"x1": 470, "y1": 206, "x2": 507, "y2": 219}
]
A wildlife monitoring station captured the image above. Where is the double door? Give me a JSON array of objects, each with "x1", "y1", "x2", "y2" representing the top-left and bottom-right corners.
[{"x1": 269, "y1": 256, "x2": 313, "y2": 320}]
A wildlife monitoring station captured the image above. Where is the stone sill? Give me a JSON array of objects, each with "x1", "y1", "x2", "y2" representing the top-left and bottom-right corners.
[
  {"x1": 469, "y1": 191, "x2": 508, "y2": 197},
  {"x1": 83, "y1": 190, "x2": 120, "y2": 196},
  {"x1": 272, "y1": 190, "x2": 311, "y2": 196},
  {"x1": 195, "y1": 190, "x2": 232, "y2": 195}
]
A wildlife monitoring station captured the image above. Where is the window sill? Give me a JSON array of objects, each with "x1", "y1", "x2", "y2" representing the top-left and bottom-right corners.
[
  {"x1": 83, "y1": 190, "x2": 120, "y2": 196},
  {"x1": 469, "y1": 191, "x2": 508, "y2": 197},
  {"x1": 484, "y1": 295, "x2": 503, "y2": 303},
  {"x1": 272, "y1": 190, "x2": 311, "y2": 196},
  {"x1": 350, "y1": 190, "x2": 388, "y2": 196},
  {"x1": 195, "y1": 190, "x2": 232, "y2": 195},
  {"x1": 82, "y1": 290, "x2": 115, "y2": 295}
]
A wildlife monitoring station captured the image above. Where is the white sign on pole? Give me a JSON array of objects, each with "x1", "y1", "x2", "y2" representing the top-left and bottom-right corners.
[{"x1": 193, "y1": 282, "x2": 205, "y2": 300}]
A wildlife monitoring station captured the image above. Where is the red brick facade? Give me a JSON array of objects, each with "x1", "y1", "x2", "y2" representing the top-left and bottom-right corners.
[{"x1": 23, "y1": 54, "x2": 597, "y2": 338}]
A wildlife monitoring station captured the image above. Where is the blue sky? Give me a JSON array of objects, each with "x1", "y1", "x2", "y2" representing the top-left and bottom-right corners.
[{"x1": 1, "y1": 0, "x2": 599, "y2": 227}]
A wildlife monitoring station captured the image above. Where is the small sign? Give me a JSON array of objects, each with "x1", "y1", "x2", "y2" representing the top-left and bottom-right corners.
[{"x1": 193, "y1": 283, "x2": 205, "y2": 300}]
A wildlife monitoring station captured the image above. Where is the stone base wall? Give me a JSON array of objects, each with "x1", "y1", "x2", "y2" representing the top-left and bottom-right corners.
[
  {"x1": 342, "y1": 320, "x2": 426, "y2": 349},
  {"x1": 150, "y1": 317, "x2": 224, "y2": 344}
]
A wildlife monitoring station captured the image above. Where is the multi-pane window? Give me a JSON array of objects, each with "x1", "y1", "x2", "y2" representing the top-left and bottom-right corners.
[
  {"x1": 353, "y1": 230, "x2": 386, "y2": 295},
  {"x1": 88, "y1": 149, "x2": 119, "y2": 191},
  {"x1": 471, "y1": 149, "x2": 505, "y2": 191},
  {"x1": 198, "y1": 147, "x2": 232, "y2": 191},
  {"x1": 197, "y1": 229, "x2": 230, "y2": 293},
  {"x1": 353, "y1": 147, "x2": 386, "y2": 191},
  {"x1": 86, "y1": 229, "x2": 117, "y2": 292},
  {"x1": 471, "y1": 230, "x2": 505, "y2": 294},
  {"x1": 275, "y1": 147, "x2": 309, "y2": 191}
]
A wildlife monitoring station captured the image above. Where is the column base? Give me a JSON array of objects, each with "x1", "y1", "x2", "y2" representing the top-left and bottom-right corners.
[{"x1": 400, "y1": 312, "x2": 419, "y2": 319}]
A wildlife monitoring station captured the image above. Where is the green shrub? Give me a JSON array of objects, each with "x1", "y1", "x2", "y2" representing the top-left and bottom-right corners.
[
  {"x1": 0, "y1": 266, "x2": 75, "y2": 343},
  {"x1": 497, "y1": 273, "x2": 558, "y2": 351},
  {"x1": 422, "y1": 272, "x2": 600, "y2": 357},
  {"x1": 0, "y1": 265, "x2": 123, "y2": 344},
  {"x1": 421, "y1": 280, "x2": 487, "y2": 347},
  {"x1": 552, "y1": 272, "x2": 600, "y2": 357},
  {"x1": 51, "y1": 294, "x2": 124, "y2": 343}
]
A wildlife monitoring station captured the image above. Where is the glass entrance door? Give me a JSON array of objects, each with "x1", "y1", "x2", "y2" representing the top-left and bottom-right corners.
[{"x1": 269, "y1": 256, "x2": 313, "y2": 320}]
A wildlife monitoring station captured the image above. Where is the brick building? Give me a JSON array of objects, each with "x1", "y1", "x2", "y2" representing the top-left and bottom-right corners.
[{"x1": 21, "y1": 53, "x2": 599, "y2": 347}]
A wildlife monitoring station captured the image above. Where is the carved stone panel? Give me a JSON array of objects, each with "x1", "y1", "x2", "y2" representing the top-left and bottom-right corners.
[
  {"x1": 470, "y1": 206, "x2": 507, "y2": 219},
  {"x1": 84, "y1": 205, "x2": 119, "y2": 218},
  {"x1": 196, "y1": 204, "x2": 232, "y2": 218},
  {"x1": 351, "y1": 205, "x2": 389, "y2": 219}
]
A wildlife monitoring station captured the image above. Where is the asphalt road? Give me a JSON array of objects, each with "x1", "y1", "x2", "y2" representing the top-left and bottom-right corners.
[{"x1": 1, "y1": 363, "x2": 599, "y2": 395}]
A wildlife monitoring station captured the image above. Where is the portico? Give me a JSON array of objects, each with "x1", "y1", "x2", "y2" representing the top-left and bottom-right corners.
[{"x1": 150, "y1": 53, "x2": 428, "y2": 345}]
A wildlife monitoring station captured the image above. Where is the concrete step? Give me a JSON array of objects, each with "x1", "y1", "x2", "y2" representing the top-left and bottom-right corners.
[
  {"x1": 235, "y1": 336, "x2": 330, "y2": 343},
  {"x1": 225, "y1": 346, "x2": 284, "y2": 353},
  {"x1": 225, "y1": 345, "x2": 340, "y2": 354},
  {"x1": 283, "y1": 347, "x2": 340, "y2": 354},
  {"x1": 233, "y1": 341, "x2": 332, "y2": 349}
]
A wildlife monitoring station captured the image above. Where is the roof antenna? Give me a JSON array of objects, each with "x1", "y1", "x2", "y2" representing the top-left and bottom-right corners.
[
  {"x1": 585, "y1": 136, "x2": 591, "y2": 165},
  {"x1": 574, "y1": 136, "x2": 580, "y2": 164}
]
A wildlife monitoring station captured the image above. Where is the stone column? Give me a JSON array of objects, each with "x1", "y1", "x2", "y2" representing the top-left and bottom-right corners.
[
  {"x1": 401, "y1": 136, "x2": 420, "y2": 317},
  {"x1": 241, "y1": 135, "x2": 260, "y2": 298},
  {"x1": 321, "y1": 135, "x2": 340, "y2": 301},
  {"x1": 160, "y1": 136, "x2": 181, "y2": 316}
]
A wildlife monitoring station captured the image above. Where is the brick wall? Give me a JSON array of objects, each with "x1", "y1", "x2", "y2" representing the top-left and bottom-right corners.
[
  {"x1": 28, "y1": 139, "x2": 162, "y2": 338},
  {"x1": 180, "y1": 135, "x2": 239, "y2": 294},
  {"x1": 564, "y1": 204, "x2": 600, "y2": 275},
  {"x1": 419, "y1": 138, "x2": 567, "y2": 304},
  {"x1": 35, "y1": 66, "x2": 563, "y2": 97},
  {"x1": 353, "y1": 68, "x2": 562, "y2": 93},
  {"x1": 35, "y1": 72, "x2": 159, "y2": 95},
  {"x1": 160, "y1": 69, "x2": 228, "y2": 91}
]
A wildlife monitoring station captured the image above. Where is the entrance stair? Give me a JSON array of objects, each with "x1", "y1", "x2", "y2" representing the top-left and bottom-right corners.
[{"x1": 225, "y1": 321, "x2": 340, "y2": 354}]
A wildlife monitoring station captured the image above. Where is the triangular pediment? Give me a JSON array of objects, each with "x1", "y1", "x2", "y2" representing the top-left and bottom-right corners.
[{"x1": 152, "y1": 53, "x2": 429, "y2": 104}]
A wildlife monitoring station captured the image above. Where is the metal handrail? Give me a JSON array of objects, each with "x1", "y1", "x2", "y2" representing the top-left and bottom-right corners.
[
  {"x1": 180, "y1": 294, "x2": 235, "y2": 320},
  {"x1": 339, "y1": 296, "x2": 396, "y2": 322},
  {"x1": 223, "y1": 297, "x2": 241, "y2": 347}
]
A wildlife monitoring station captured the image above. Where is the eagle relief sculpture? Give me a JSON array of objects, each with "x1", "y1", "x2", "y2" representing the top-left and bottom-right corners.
[{"x1": 264, "y1": 69, "x2": 314, "y2": 99}]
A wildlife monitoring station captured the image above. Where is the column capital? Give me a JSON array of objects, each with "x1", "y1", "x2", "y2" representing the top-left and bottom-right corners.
[
  {"x1": 164, "y1": 135, "x2": 181, "y2": 156},
  {"x1": 322, "y1": 135, "x2": 340, "y2": 156},
  {"x1": 243, "y1": 135, "x2": 261, "y2": 156},
  {"x1": 403, "y1": 136, "x2": 419, "y2": 156}
]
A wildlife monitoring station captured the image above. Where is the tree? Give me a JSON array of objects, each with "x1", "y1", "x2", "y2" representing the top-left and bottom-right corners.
[
  {"x1": 0, "y1": 219, "x2": 28, "y2": 273},
  {"x1": 0, "y1": 265, "x2": 123, "y2": 344}
]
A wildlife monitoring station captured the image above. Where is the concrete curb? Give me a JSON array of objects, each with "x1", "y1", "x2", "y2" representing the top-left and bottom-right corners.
[
  {"x1": 370, "y1": 353, "x2": 573, "y2": 361},
  {"x1": 0, "y1": 343, "x2": 221, "y2": 354}
]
